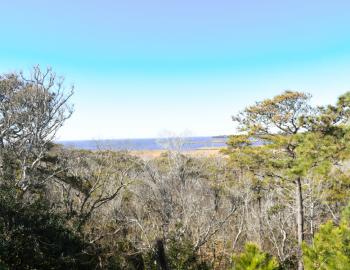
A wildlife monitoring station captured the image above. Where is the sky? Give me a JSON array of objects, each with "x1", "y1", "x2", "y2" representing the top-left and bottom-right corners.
[{"x1": 0, "y1": 0, "x2": 350, "y2": 140}]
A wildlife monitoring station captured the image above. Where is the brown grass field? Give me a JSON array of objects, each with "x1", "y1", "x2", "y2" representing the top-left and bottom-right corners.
[{"x1": 130, "y1": 147, "x2": 224, "y2": 159}]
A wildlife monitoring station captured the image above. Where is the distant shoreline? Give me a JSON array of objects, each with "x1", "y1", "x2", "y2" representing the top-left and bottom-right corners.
[{"x1": 57, "y1": 136, "x2": 228, "y2": 152}]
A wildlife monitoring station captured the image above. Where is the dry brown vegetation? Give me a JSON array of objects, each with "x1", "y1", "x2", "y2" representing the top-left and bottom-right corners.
[{"x1": 130, "y1": 147, "x2": 224, "y2": 159}]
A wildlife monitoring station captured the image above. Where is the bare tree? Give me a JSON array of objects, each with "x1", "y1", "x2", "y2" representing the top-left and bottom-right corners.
[
  {"x1": 0, "y1": 66, "x2": 73, "y2": 192},
  {"x1": 121, "y1": 148, "x2": 239, "y2": 268},
  {"x1": 51, "y1": 150, "x2": 139, "y2": 232}
]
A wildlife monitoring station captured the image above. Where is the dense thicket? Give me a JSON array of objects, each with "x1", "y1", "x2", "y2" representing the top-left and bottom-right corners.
[{"x1": 0, "y1": 67, "x2": 349, "y2": 269}]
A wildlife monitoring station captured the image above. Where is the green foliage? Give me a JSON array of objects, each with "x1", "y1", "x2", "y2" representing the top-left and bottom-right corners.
[
  {"x1": 231, "y1": 243, "x2": 279, "y2": 270},
  {"x1": 229, "y1": 91, "x2": 350, "y2": 179},
  {"x1": 303, "y1": 203, "x2": 350, "y2": 270},
  {"x1": 143, "y1": 236, "x2": 210, "y2": 270},
  {"x1": 167, "y1": 237, "x2": 210, "y2": 270},
  {"x1": 0, "y1": 187, "x2": 100, "y2": 270}
]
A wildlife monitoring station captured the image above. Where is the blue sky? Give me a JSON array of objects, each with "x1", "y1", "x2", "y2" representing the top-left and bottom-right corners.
[{"x1": 1, "y1": 0, "x2": 350, "y2": 139}]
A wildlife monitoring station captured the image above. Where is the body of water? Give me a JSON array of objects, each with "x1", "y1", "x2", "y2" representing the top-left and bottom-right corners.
[{"x1": 58, "y1": 136, "x2": 228, "y2": 151}]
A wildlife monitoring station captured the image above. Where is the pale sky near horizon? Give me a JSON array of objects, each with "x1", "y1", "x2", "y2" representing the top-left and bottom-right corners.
[{"x1": 1, "y1": 0, "x2": 350, "y2": 140}]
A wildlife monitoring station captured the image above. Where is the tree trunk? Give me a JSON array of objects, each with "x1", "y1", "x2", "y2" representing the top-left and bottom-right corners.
[
  {"x1": 155, "y1": 239, "x2": 170, "y2": 270},
  {"x1": 257, "y1": 196, "x2": 263, "y2": 247},
  {"x1": 295, "y1": 177, "x2": 304, "y2": 270}
]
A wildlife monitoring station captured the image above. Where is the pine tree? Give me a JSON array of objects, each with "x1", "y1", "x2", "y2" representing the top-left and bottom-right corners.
[
  {"x1": 232, "y1": 243, "x2": 279, "y2": 270},
  {"x1": 227, "y1": 91, "x2": 350, "y2": 270},
  {"x1": 303, "y1": 203, "x2": 350, "y2": 270}
]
